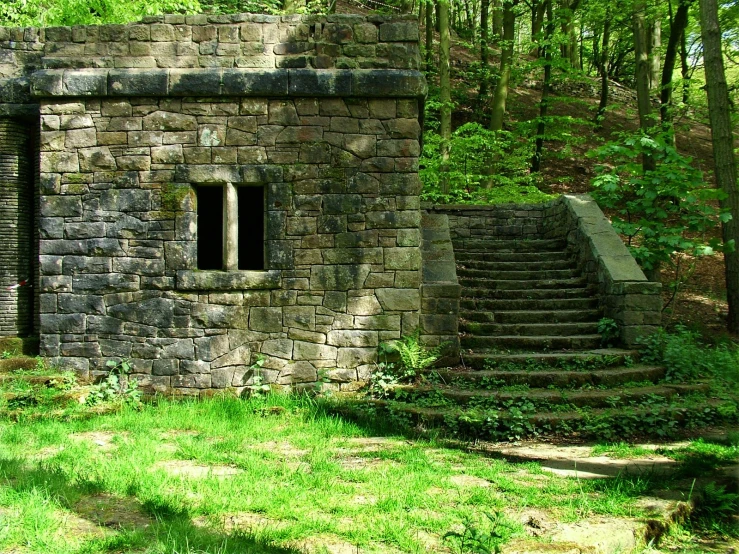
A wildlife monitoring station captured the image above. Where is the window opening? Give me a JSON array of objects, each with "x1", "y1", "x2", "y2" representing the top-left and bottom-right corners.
[
  {"x1": 238, "y1": 186, "x2": 264, "y2": 270},
  {"x1": 196, "y1": 186, "x2": 224, "y2": 270},
  {"x1": 196, "y1": 184, "x2": 264, "y2": 271}
]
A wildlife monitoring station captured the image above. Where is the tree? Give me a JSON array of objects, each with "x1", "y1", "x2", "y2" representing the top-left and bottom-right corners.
[
  {"x1": 633, "y1": 0, "x2": 657, "y2": 172},
  {"x1": 490, "y1": 0, "x2": 517, "y2": 131},
  {"x1": 698, "y1": 0, "x2": 739, "y2": 333},
  {"x1": 595, "y1": 5, "x2": 612, "y2": 125},
  {"x1": 660, "y1": 0, "x2": 692, "y2": 129},
  {"x1": 439, "y1": 0, "x2": 452, "y2": 194},
  {"x1": 531, "y1": 0, "x2": 553, "y2": 171}
]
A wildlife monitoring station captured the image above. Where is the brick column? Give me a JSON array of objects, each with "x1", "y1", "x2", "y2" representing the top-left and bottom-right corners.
[{"x1": 0, "y1": 118, "x2": 33, "y2": 336}]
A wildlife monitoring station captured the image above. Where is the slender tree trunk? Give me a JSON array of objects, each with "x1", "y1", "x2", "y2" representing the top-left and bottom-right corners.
[
  {"x1": 633, "y1": 0, "x2": 657, "y2": 172},
  {"x1": 489, "y1": 0, "x2": 516, "y2": 131},
  {"x1": 479, "y1": 0, "x2": 491, "y2": 101},
  {"x1": 595, "y1": 10, "x2": 611, "y2": 125},
  {"x1": 680, "y1": 27, "x2": 690, "y2": 103},
  {"x1": 530, "y1": 0, "x2": 545, "y2": 56},
  {"x1": 698, "y1": 0, "x2": 739, "y2": 333},
  {"x1": 492, "y1": 0, "x2": 503, "y2": 43},
  {"x1": 439, "y1": 0, "x2": 452, "y2": 194},
  {"x1": 647, "y1": 19, "x2": 661, "y2": 89},
  {"x1": 435, "y1": 1, "x2": 441, "y2": 31},
  {"x1": 532, "y1": 0, "x2": 554, "y2": 172},
  {"x1": 660, "y1": 0, "x2": 691, "y2": 127},
  {"x1": 426, "y1": 0, "x2": 434, "y2": 71}
]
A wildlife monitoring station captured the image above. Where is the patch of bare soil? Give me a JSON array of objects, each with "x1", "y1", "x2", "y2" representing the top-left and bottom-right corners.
[
  {"x1": 248, "y1": 440, "x2": 309, "y2": 458},
  {"x1": 449, "y1": 474, "x2": 491, "y2": 487},
  {"x1": 74, "y1": 494, "x2": 153, "y2": 530},
  {"x1": 192, "y1": 511, "x2": 287, "y2": 532},
  {"x1": 55, "y1": 511, "x2": 113, "y2": 540},
  {"x1": 151, "y1": 460, "x2": 242, "y2": 478},
  {"x1": 70, "y1": 431, "x2": 127, "y2": 452},
  {"x1": 340, "y1": 437, "x2": 407, "y2": 451},
  {"x1": 336, "y1": 456, "x2": 395, "y2": 470}
]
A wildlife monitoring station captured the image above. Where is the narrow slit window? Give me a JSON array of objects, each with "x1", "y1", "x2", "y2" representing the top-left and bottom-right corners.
[
  {"x1": 196, "y1": 186, "x2": 223, "y2": 270},
  {"x1": 238, "y1": 186, "x2": 264, "y2": 270}
]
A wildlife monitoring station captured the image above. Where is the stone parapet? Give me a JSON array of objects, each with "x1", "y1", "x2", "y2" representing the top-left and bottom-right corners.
[
  {"x1": 419, "y1": 213, "x2": 460, "y2": 362},
  {"x1": 560, "y1": 194, "x2": 661, "y2": 347},
  {"x1": 423, "y1": 201, "x2": 567, "y2": 240}
]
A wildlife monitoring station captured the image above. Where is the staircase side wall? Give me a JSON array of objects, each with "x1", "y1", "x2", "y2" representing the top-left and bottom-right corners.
[
  {"x1": 561, "y1": 194, "x2": 662, "y2": 347},
  {"x1": 420, "y1": 213, "x2": 460, "y2": 363},
  {"x1": 423, "y1": 200, "x2": 567, "y2": 241}
]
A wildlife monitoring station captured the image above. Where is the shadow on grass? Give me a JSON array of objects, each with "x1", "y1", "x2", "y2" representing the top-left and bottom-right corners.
[{"x1": 0, "y1": 456, "x2": 300, "y2": 554}]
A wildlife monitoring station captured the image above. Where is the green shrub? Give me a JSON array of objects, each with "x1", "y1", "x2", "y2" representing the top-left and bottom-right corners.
[{"x1": 639, "y1": 326, "x2": 739, "y2": 382}]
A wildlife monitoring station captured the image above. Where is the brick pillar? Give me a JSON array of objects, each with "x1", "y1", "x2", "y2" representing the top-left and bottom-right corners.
[{"x1": 0, "y1": 118, "x2": 34, "y2": 336}]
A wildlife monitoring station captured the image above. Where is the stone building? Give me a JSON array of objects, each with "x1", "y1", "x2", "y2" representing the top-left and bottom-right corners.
[{"x1": 0, "y1": 14, "x2": 464, "y2": 393}]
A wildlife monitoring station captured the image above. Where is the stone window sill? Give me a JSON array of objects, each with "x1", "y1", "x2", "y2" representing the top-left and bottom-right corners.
[{"x1": 176, "y1": 270, "x2": 281, "y2": 291}]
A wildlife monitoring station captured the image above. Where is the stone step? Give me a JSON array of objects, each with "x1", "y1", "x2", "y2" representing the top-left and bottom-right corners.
[
  {"x1": 0, "y1": 357, "x2": 39, "y2": 373},
  {"x1": 456, "y1": 251, "x2": 572, "y2": 263},
  {"x1": 434, "y1": 365, "x2": 665, "y2": 388},
  {"x1": 459, "y1": 276, "x2": 589, "y2": 290},
  {"x1": 457, "y1": 268, "x2": 581, "y2": 280},
  {"x1": 461, "y1": 334, "x2": 603, "y2": 350},
  {"x1": 0, "y1": 373, "x2": 70, "y2": 386},
  {"x1": 460, "y1": 297, "x2": 599, "y2": 311},
  {"x1": 453, "y1": 239, "x2": 568, "y2": 252},
  {"x1": 461, "y1": 349, "x2": 638, "y2": 370},
  {"x1": 392, "y1": 383, "x2": 709, "y2": 410},
  {"x1": 461, "y1": 322, "x2": 600, "y2": 337},
  {"x1": 458, "y1": 259, "x2": 578, "y2": 271},
  {"x1": 369, "y1": 397, "x2": 730, "y2": 440},
  {"x1": 0, "y1": 337, "x2": 39, "y2": 357},
  {"x1": 461, "y1": 310, "x2": 602, "y2": 324}
]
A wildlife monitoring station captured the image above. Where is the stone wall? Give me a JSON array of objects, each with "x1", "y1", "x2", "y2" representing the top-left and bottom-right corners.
[
  {"x1": 1, "y1": 14, "x2": 427, "y2": 392},
  {"x1": 425, "y1": 201, "x2": 568, "y2": 242},
  {"x1": 0, "y1": 119, "x2": 34, "y2": 336}
]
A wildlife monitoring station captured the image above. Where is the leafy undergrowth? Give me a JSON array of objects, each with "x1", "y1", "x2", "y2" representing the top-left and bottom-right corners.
[{"x1": 1, "y1": 394, "x2": 738, "y2": 554}]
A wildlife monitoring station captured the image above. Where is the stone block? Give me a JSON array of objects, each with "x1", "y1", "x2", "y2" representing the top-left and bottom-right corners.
[
  {"x1": 293, "y1": 341, "x2": 337, "y2": 361},
  {"x1": 327, "y1": 330, "x2": 378, "y2": 347},
  {"x1": 310, "y1": 264, "x2": 371, "y2": 291},
  {"x1": 283, "y1": 305, "x2": 316, "y2": 331},
  {"x1": 249, "y1": 306, "x2": 282, "y2": 332},
  {"x1": 108, "y1": 69, "x2": 168, "y2": 96},
  {"x1": 376, "y1": 288, "x2": 420, "y2": 311}
]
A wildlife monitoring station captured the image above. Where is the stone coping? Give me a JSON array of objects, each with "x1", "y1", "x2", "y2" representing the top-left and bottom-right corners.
[
  {"x1": 562, "y1": 194, "x2": 652, "y2": 284},
  {"x1": 28, "y1": 68, "x2": 427, "y2": 98},
  {"x1": 176, "y1": 270, "x2": 281, "y2": 290},
  {"x1": 422, "y1": 200, "x2": 557, "y2": 211},
  {"x1": 0, "y1": 103, "x2": 38, "y2": 117}
]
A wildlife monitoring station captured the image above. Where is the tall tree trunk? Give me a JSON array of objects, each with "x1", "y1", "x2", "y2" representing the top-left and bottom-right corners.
[
  {"x1": 647, "y1": 19, "x2": 661, "y2": 89},
  {"x1": 435, "y1": 1, "x2": 441, "y2": 31},
  {"x1": 633, "y1": 0, "x2": 657, "y2": 172},
  {"x1": 595, "y1": 10, "x2": 611, "y2": 125},
  {"x1": 680, "y1": 26, "x2": 690, "y2": 103},
  {"x1": 426, "y1": 0, "x2": 434, "y2": 71},
  {"x1": 491, "y1": 0, "x2": 503, "y2": 43},
  {"x1": 660, "y1": 0, "x2": 691, "y2": 128},
  {"x1": 530, "y1": 0, "x2": 545, "y2": 56},
  {"x1": 698, "y1": 0, "x2": 739, "y2": 333},
  {"x1": 489, "y1": 0, "x2": 516, "y2": 131},
  {"x1": 479, "y1": 0, "x2": 491, "y2": 101},
  {"x1": 532, "y1": 0, "x2": 554, "y2": 172},
  {"x1": 439, "y1": 0, "x2": 452, "y2": 194}
]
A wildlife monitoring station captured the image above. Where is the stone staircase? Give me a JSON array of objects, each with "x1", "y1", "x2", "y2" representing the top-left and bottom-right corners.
[
  {"x1": 372, "y1": 202, "x2": 732, "y2": 441},
  {"x1": 456, "y1": 236, "x2": 602, "y2": 358}
]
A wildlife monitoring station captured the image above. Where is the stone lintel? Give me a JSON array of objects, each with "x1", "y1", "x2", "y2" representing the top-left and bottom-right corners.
[
  {"x1": 0, "y1": 103, "x2": 39, "y2": 118},
  {"x1": 29, "y1": 68, "x2": 427, "y2": 98},
  {"x1": 176, "y1": 270, "x2": 281, "y2": 290}
]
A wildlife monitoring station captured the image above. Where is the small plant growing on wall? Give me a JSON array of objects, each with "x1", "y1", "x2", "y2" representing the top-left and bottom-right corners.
[{"x1": 86, "y1": 359, "x2": 141, "y2": 407}]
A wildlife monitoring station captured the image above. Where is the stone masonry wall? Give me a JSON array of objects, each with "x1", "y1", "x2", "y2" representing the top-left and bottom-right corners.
[
  {"x1": 37, "y1": 94, "x2": 423, "y2": 393},
  {"x1": 0, "y1": 119, "x2": 34, "y2": 336}
]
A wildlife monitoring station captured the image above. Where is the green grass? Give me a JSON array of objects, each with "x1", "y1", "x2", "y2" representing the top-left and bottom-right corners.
[{"x1": 3, "y1": 393, "x2": 717, "y2": 554}]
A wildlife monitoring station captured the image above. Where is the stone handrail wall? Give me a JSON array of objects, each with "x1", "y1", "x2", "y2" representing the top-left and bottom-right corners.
[
  {"x1": 420, "y1": 213, "x2": 460, "y2": 362},
  {"x1": 560, "y1": 194, "x2": 661, "y2": 347}
]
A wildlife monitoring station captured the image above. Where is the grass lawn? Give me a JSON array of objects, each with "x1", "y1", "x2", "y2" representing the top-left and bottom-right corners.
[{"x1": 1, "y1": 394, "x2": 738, "y2": 554}]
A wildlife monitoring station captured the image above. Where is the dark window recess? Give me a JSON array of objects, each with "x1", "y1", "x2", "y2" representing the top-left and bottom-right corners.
[
  {"x1": 196, "y1": 186, "x2": 223, "y2": 270},
  {"x1": 238, "y1": 186, "x2": 264, "y2": 270}
]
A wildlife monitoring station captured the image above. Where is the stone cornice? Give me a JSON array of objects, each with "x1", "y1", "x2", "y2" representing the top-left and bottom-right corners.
[{"x1": 28, "y1": 68, "x2": 427, "y2": 99}]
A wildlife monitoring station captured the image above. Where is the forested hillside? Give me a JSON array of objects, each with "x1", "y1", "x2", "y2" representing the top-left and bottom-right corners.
[{"x1": 2, "y1": 0, "x2": 738, "y2": 333}]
